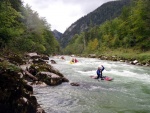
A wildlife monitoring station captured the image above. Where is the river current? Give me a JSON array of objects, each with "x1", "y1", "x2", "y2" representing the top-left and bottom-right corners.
[{"x1": 33, "y1": 56, "x2": 150, "y2": 113}]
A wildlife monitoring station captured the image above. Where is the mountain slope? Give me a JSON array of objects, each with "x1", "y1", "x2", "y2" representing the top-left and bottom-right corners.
[
  {"x1": 52, "y1": 29, "x2": 62, "y2": 41},
  {"x1": 61, "y1": 0, "x2": 131, "y2": 48}
]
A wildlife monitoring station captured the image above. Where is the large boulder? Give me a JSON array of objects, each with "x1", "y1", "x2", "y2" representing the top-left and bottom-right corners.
[
  {"x1": 36, "y1": 72, "x2": 63, "y2": 85},
  {"x1": 25, "y1": 53, "x2": 49, "y2": 63},
  {"x1": 27, "y1": 63, "x2": 69, "y2": 85},
  {"x1": 0, "y1": 61, "x2": 45, "y2": 113}
]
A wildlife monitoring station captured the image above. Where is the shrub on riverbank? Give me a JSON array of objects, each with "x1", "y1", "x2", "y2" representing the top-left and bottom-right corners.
[{"x1": 98, "y1": 49, "x2": 150, "y2": 63}]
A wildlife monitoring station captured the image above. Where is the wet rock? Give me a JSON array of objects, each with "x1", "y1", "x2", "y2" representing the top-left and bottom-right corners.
[
  {"x1": 26, "y1": 53, "x2": 49, "y2": 60},
  {"x1": 0, "y1": 52, "x2": 69, "y2": 113},
  {"x1": 23, "y1": 70, "x2": 38, "y2": 81},
  {"x1": 144, "y1": 63, "x2": 150, "y2": 66},
  {"x1": 50, "y1": 60, "x2": 56, "y2": 64},
  {"x1": 133, "y1": 60, "x2": 138, "y2": 64},
  {"x1": 24, "y1": 84, "x2": 33, "y2": 94},
  {"x1": 33, "y1": 58, "x2": 47, "y2": 64},
  {"x1": 62, "y1": 77, "x2": 69, "y2": 82},
  {"x1": 88, "y1": 54, "x2": 96, "y2": 58},
  {"x1": 99, "y1": 55, "x2": 108, "y2": 60},
  {"x1": 41, "y1": 55, "x2": 49, "y2": 60},
  {"x1": 28, "y1": 63, "x2": 64, "y2": 77},
  {"x1": 70, "y1": 82, "x2": 80, "y2": 86},
  {"x1": 120, "y1": 60, "x2": 125, "y2": 62},
  {"x1": 0, "y1": 61, "x2": 42, "y2": 113},
  {"x1": 30, "y1": 81, "x2": 47, "y2": 86},
  {"x1": 25, "y1": 52, "x2": 38, "y2": 57},
  {"x1": 130, "y1": 60, "x2": 138, "y2": 65},
  {"x1": 31, "y1": 55, "x2": 41, "y2": 59},
  {"x1": 36, "y1": 72, "x2": 63, "y2": 86},
  {"x1": 36, "y1": 104, "x2": 46, "y2": 113}
]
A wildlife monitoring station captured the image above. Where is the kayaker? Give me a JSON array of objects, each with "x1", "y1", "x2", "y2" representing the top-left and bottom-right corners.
[{"x1": 96, "y1": 65, "x2": 105, "y2": 80}]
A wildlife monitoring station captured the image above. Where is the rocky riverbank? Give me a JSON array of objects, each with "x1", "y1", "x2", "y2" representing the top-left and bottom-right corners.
[
  {"x1": 0, "y1": 52, "x2": 69, "y2": 113},
  {"x1": 87, "y1": 54, "x2": 150, "y2": 67}
]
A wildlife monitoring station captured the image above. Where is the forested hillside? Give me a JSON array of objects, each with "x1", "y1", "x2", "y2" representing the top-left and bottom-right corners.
[
  {"x1": 0, "y1": 0, "x2": 60, "y2": 55},
  {"x1": 61, "y1": 0, "x2": 131, "y2": 48},
  {"x1": 64, "y1": 0, "x2": 150, "y2": 62}
]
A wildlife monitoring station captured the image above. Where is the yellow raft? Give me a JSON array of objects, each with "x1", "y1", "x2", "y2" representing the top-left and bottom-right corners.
[{"x1": 70, "y1": 61, "x2": 75, "y2": 64}]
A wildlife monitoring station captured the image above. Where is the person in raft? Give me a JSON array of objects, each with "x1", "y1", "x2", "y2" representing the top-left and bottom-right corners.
[
  {"x1": 71, "y1": 58, "x2": 78, "y2": 63},
  {"x1": 60, "y1": 56, "x2": 65, "y2": 60},
  {"x1": 96, "y1": 65, "x2": 105, "y2": 80}
]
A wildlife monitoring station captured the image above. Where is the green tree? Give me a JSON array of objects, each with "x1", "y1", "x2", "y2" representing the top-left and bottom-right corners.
[
  {"x1": 129, "y1": 0, "x2": 150, "y2": 50},
  {"x1": 86, "y1": 38, "x2": 99, "y2": 53},
  {"x1": 0, "y1": 1, "x2": 23, "y2": 48}
]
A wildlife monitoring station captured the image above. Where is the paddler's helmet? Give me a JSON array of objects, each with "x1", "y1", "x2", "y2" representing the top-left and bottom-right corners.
[{"x1": 98, "y1": 65, "x2": 102, "y2": 69}]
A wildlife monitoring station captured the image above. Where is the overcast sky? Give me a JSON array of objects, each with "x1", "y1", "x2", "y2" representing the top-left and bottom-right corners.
[{"x1": 23, "y1": 0, "x2": 114, "y2": 33}]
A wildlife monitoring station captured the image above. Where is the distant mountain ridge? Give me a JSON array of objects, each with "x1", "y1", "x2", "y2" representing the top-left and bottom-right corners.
[
  {"x1": 60, "y1": 0, "x2": 131, "y2": 48},
  {"x1": 52, "y1": 29, "x2": 62, "y2": 42}
]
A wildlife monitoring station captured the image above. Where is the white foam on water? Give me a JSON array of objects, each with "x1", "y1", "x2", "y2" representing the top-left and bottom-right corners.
[
  {"x1": 105, "y1": 66, "x2": 150, "y2": 84},
  {"x1": 77, "y1": 70, "x2": 96, "y2": 75},
  {"x1": 89, "y1": 86, "x2": 103, "y2": 90},
  {"x1": 36, "y1": 56, "x2": 150, "y2": 113}
]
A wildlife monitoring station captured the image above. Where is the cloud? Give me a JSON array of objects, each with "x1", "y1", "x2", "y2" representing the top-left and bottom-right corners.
[{"x1": 23, "y1": 0, "x2": 114, "y2": 33}]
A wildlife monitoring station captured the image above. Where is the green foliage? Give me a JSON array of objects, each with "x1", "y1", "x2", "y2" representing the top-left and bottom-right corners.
[
  {"x1": 64, "y1": 0, "x2": 150, "y2": 62},
  {"x1": 0, "y1": 1, "x2": 60, "y2": 54},
  {"x1": 19, "y1": 4, "x2": 60, "y2": 54},
  {"x1": 0, "y1": 61, "x2": 21, "y2": 72},
  {"x1": 64, "y1": 34, "x2": 84, "y2": 54},
  {"x1": 86, "y1": 38, "x2": 99, "y2": 53},
  {"x1": 131, "y1": 0, "x2": 150, "y2": 50},
  {"x1": 0, "y1": 1, "x2": 23, "y2": 46}
]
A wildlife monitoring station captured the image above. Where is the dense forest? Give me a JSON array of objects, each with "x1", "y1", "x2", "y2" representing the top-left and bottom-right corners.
[
  {"x1": 64, "y1": 0, "x2": 150, "y2": 62},
  {"x1": 0, "y1": 0, "x2": 60, "y2": 55}
]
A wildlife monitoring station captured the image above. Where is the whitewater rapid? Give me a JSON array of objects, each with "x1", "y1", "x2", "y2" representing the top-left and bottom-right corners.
[{"x1": 33, "y1": 56, "x2": 150, "y2": 113}]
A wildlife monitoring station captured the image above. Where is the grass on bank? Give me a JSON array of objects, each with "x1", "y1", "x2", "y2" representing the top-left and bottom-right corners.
[{"x1": 97, "y1": 48, "x2": 150, "y2": 63}]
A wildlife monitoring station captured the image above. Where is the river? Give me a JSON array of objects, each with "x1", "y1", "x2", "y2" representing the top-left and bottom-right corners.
[{"x1": 33, "y1": 56, "x2": 150, "y2": 113}]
